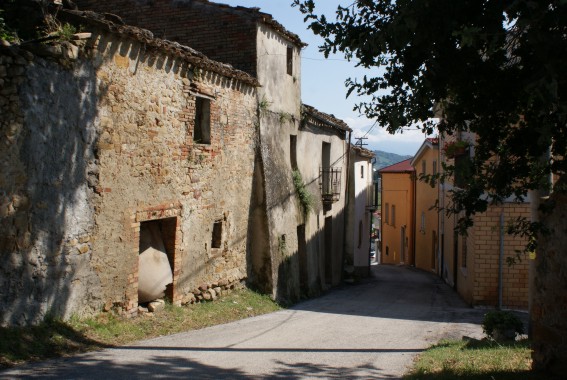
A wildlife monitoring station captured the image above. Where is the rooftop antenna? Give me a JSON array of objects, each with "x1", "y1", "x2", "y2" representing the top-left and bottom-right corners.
[{"x1": 354, "y1": 136, "x2": 368, "y2": 148}]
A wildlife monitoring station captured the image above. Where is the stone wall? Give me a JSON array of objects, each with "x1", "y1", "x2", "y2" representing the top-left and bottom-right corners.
[{"x1": 0, "y1": 19, "x2": 258, "y2": 325}]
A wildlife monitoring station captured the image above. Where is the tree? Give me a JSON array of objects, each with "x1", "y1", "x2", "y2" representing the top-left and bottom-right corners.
[{"x1": 293, "y1": 0, "x2": 566, "y2": 375}]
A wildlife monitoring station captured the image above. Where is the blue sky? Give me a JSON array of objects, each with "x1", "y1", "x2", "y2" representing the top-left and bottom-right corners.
[{"x1": 219, "y1": 0, "x2": 427, "y2": 156}]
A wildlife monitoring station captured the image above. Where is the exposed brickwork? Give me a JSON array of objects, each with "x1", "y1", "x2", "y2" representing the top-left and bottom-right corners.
[
  {"x1": 469, "y1": 204, "x2": 530, "y2": 309},
  {"x1": 0, "y1": 16, "x2": 258, "y2": 324},
  {"x1": 75, "y1": 0, "x2": 260, "y2": 76},
  {"x1": 439, "y1": 132, "x2": 530, "y2": 310}
]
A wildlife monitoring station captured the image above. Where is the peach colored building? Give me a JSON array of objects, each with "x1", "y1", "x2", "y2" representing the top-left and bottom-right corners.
[
  {"x1": 411, "y1": 138, "x2": 439, "y2": 273},
  {"x1": 379, "y1": 159, "x2": 415, "y2": 265}
]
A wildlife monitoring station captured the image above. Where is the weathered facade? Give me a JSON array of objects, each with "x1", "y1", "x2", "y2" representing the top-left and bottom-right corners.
[
  {"x1": 0, "y1": 10, "x2": 259, "y2": 325},
  {"x1": 438, "y1": 133, "x2": 530, "y2": 309},
  {"x1": 74, "y1": 0, "x2": 353, "y2": 303},
  {"x1": 345, "y1": 146, "x2": 376, "y2": 277},
  {"x1": 379, "y1": 159, "x2": 416, "y2": 266},
  {"x1": 411, "y1": 138, "x2": 439, "y2": 273}
]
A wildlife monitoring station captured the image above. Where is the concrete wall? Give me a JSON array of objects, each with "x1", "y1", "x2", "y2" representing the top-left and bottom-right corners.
[
  {"x1": 414, "y1": 146, "x2": 439, "y2": 272},
  {"x1": 0, "y1": 26, "x2": 258, "y2": 325},
  {"x1": 380, "y1": 172, "x2": 415, "y2": 265},
  {"x1": 256, "y1": 24, "x2": 301, "y2": 115},
  {"x1": 345, "y1": 151, "x2": 373, "y2": 275}
]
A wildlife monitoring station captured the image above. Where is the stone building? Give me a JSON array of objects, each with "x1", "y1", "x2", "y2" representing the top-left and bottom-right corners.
[
  {"x1": 0, "y1": 9, "x2": 259, "y2": 325},
  {"x1": 74, "y1": 0, "x2": 352, "y2": 302}
]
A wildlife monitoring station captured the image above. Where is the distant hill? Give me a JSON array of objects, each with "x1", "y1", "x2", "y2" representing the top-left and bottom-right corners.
[{"x1": 374, "y1": 150, "x2": 413, "y2": 170}]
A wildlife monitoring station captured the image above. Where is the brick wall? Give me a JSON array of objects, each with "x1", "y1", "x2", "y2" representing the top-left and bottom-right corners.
[
  {"x1": 75, "y1": 0, "x2": 258, "y2": 76},
  {"x1": 470, "y1": 204, "x2": 530, "y2": 309}
]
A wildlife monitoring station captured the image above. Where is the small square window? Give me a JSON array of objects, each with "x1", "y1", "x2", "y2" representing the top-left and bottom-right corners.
[{"x1": 194, "y1": 97, "x2": 211, "y2": 144}]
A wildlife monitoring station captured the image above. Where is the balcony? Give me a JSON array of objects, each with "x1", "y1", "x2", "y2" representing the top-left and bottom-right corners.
[{"x1": 320, "y1": 167, "x2": 341, "y2": 203}]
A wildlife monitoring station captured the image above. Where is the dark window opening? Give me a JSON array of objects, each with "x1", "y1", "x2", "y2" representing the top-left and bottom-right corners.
[
  {"x1": 361, "y1": 165, "x2": 364, "y2": 179},
  {"x1": 194, "y1": 97, "x2": 211, "y2": 144},
  {"x1": 290, "y1": 135, "x2": 298, "y2": 170},
  {"x1": 212, "y1": 220, "x2": 222, "y2": 249},
  {"x1": 454, "y1": 150, "x2": 472, "y2": 188},
  {"x1": 358, "y1": 220, "x2": 363, "y2": 248},
  {"x1": 297, "y1": 224, "x2": 307, "y2": 294},
  {"x1": 286, "y1": 46, "x2": 293, "y2": 76}
]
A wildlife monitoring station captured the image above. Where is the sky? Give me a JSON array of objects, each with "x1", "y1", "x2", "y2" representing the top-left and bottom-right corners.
[{"x1": 219, "y1": 0, "x2": 427, "y2": 156}]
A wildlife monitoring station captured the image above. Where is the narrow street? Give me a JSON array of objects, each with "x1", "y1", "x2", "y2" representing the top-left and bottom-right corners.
[{"x1": 1, "y1": 265, "x2": 487, "y2": 380}]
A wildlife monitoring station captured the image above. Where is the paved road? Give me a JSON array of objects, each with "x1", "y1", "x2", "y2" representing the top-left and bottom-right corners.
[{"x1": 1, "y1": 265, "x2": 487, "y2": 379}]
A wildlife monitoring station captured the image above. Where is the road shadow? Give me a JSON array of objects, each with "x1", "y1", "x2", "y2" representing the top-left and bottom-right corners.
[
  {"x1": 3, "y1": 353, "x2": 404, "y2": 379},
  {"x1": 288, "y1": 264, "x2": 504, "y2": 326}
]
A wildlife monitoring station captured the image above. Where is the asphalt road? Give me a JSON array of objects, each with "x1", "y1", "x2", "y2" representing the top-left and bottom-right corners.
[{"x1": 1, "y1": 265, "x2": 487, "y2": 379}]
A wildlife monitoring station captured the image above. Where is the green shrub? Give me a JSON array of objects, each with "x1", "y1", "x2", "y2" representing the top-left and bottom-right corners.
[{"x1": 482, "y1": 311, "x2": 524, "y2": 340}]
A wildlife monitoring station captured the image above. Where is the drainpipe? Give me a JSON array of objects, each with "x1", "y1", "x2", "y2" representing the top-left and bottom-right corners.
[{"x1": 498, "y1": 211, "x2": 504, "y2": 309}]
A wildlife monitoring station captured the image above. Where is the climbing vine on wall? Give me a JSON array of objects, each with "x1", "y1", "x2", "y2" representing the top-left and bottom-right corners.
[{"x1": 292, "y1": 169, "x2": 314, "y2": 218}]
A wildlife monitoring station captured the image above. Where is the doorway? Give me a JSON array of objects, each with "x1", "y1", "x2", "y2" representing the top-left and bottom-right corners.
[{"x1": 324, "y1": 216, "x2": 333, "y2": 285}]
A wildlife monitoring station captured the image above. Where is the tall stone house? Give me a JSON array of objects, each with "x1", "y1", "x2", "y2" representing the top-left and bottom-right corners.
[
  {"x1": 74, "y1": 0, "x2": 352, "y2": 302},
  {"x1": 345, "y1": 146, "x2": 376, "y2": 277},
  {"x1": 0, "y1": 9, "x2": 260, "y2": 325},
  {"x1": 410, "y1": 138, "x2": 439, "y2": 273},
  {"x1": 437, "y1": 132, "x2": 530, "y2": 309},
  {"x1": 378, "y1": 159, "x2": 416, "y2": 266}
]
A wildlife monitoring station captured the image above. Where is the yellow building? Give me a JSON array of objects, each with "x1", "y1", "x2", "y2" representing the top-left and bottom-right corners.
[
  {"x1": 410, "y1": 138, "x2": 439, "y2": 273},
  {"x1": 379, "y1": 159, "x2": 415, "y2": 265}
]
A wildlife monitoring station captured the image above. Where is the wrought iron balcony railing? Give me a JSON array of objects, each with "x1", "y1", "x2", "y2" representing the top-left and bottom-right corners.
[{"x1": 320, "y1": 167, "x2": 341, "y2": 203}]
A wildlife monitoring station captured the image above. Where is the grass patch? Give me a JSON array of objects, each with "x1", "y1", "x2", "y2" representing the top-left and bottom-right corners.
[
  {"x1": 0, "y1": 288, "x2": 281, "y2": 369},
  {"x1": 405, "y1": 338, "x2": 539, "y2": 380}
]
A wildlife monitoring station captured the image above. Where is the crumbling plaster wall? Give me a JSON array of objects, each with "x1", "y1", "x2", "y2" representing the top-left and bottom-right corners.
[
  {"x1": 297, "y1": 123, "x2": 348, "y2": 289},
  {"x1": 0, "y1": 27, "x2": 257, "y2": 325},
  {"x1": 91, "y1": 33, "x2": 257, "y2": 314},
  {"x1": 247, "y1": 25, "x2": 305, "y2": 302},
  {"x1": 0, "y1": 48, "x2": 102, "y2": 325}
]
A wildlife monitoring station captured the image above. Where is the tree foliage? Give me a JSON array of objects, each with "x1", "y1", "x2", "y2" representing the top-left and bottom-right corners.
[{"x1": 293, "y1": 0, "x2": 567, "y2": 241}]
